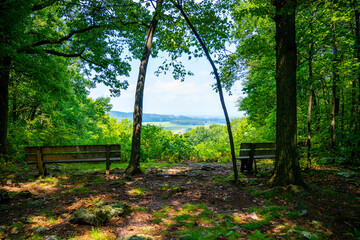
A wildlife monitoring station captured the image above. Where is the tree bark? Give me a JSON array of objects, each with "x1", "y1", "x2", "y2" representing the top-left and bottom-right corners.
[
  {"x1": 126, "y1": 0, "x2": 163, "y2": 175},
  {"x1": 173, "y1": 1, "x2": 239, "y2": 184},
  {"x1": 306, "y1": 19, "x2": 314, "y2": 171},
  {"x1": 354, "y1": 0, "x2": 360, "y2": 162},
  {"x1": 330, "y1": 26, "x2": 340, "y2": 151},
  {"x1": 268, "y1": 0, "x2": 305, "y2": 187},
  {"x1": 0, "y1": 56, "x2": 11, "y2": 159}
]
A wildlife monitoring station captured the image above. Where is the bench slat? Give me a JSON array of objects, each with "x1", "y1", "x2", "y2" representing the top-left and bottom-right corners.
[
  {"x1": 240, "y1": 142, "x2": 276, "y2": 149},
  {"x1": 27, "y1": 157, "x2": 121, "y2": 164},
  {"x1": 26, "y1": 151, "x2": 120, "y2": 163},
  {"x1": 236, "y1": 155, "x2": 276, "y2": 160},
  {"x1": 25, "y1": 144, "x2": 120, "y2": 154},
  {"x1": 240, "y1": 149, "x2": 276, "y2": 157}
]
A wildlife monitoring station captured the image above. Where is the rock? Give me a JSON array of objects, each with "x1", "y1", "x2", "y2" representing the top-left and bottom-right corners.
[
  {"x1": 0, "y1": 190, "x2": 9, "y2": 204},
  {"x1": 111, "y1": 201, "x2": 132, "y2": 216},
  {"x1": 32, "y1": 226, "x2": 47, "y2": 233},
  {"x1": 247, "y1": 212, "x2": 260, "y2": 220},
  {"x1": 312, "y1": 220, "x2": 323, "y2": 229},
  {"x1": 95, "y1": 199, "x2": 109, "y2": 207},
  {"x1": 124, "y1": 235, "x2": 156, "y2": 240},
  {"x1": 70, "y1": 209, "x2": 97, "y2": 225},
  {"x1": 299, "y1": 210, "x2": 308, "y2": 216},
  {"x1": 16, "y1": 190, "x2": 32, "y2": 199},
  {"x1": 45, "y1": 236, "x2": 59, "y2": 240},
  {"x1": 70, "y1": 200, "x2": 132, "y2": 225}
]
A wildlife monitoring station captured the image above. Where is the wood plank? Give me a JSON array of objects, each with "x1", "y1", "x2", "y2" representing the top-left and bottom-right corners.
[
  {"x1": 240, "y1": 142, "x2": 276, "y2": 149},
  {"x1": 253, "y1": 155, "x2": 276, "y2": 159},
  {"x1": 240, "y1": 149, "x2": 276, "y2": 156},
  {"x1": 26, "y1": 144, "x2": 120, "y2": 154},
  {"x1": 41, "y1": 145, "x2": 107, "y2": 154},
  {"x1": 109, "y1": 145, "x2": 121, "y2": 151},
  {"x1": 28, "y1": 158, "x2": 121, "y2": 164},
  {"x1": 41, "y1": 152, "x2": 120, "y2": 162},
  {"x1": 236, "y1": 155, "x2": 276, "y2": 160},
  {"x1": 25, "y1": 147, "x2": 38, "y2": 154},
  {"x1": 26, "y1": 155, "x2": 37, "y2": 162}
]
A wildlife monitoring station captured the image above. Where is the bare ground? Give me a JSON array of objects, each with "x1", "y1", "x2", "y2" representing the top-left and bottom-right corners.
[{"x1": 0, "y1": 162, "x2": 359, "y2": 239}]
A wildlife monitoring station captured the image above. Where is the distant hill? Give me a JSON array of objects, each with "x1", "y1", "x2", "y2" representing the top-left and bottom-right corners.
[{"x1": 109, "y1": 111, "x2": 226, "y2": 125}]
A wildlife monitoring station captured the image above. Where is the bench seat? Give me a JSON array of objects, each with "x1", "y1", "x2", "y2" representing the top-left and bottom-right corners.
[{"x1": 25, "y1": 144, "x2": 121, "y2": 176}]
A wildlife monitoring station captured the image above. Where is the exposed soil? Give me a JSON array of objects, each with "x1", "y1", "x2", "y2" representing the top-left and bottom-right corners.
[{"x1": 0, "y1": 162, "x2": 359, "y2": 239}]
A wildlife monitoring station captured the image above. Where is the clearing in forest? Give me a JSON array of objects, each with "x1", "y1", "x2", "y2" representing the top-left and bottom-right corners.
[{"x1": 0, "y1": 161, "x2": 359, "y2": 239}]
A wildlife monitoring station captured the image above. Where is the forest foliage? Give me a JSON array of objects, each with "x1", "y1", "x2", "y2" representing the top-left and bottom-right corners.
[{"x1": 1, "y1": 0, "x2": 359, "y2": 168}]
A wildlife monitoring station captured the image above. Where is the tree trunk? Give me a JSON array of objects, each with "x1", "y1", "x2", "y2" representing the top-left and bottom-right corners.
[
  {"x1": 0, "y1": 56, "x2": 11, "y2": 160},
  {"x1": 174, "y1": 2, "x2": 239, "y2": 184},
  {"x1": 330, "y1": 29, "x2": 340, "y2": 151},
  {"x1": 268, "y1": 0, "x2": 305, "y2": 187},
  {"x1": 353, "y1": 0, "x2": 360, "y2": 162},
  {"x1": 307, "y1": 66, "x2": 313, "y2": 170},
  {"x1": 126, "y1": 0, "x2": 163, "y2": 175},
  {"x1": 306, "y1": 19, "x2": 314, "y2": 171}
]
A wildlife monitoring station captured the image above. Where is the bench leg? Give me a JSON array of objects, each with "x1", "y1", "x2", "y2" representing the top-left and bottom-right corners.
[
  {"x1": 253, "y1": 159, "x2": 258, "y2": 174},
  {"x1": 240, "y1": 159, "x2": 246, "y2": 172},
  {"x1": 106, "y1": 145, "x2": 110, "y2": 175},
  {"x1": 106, "y1": 163, "x2": 110, "y2": 175},
  {"x1": 247, "y1": 159, "x2": 253, "y2": 173}
]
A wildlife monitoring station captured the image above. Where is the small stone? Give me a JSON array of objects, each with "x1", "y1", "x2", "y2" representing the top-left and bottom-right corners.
[
  {"x1": 124, "y1": 235, "x2": 156, "y2": 240},
  {"x1": 312, "y1": 220, "x2": 323, "y2": 229},
  {"x1": 95, "y1": 199, "x2": 108, "y2": 207},
  {"x1": 300, "y1": 210, "x2": 308, "y2": 216},
  {"x1": 32, "y1": 226, "x2": 47, "y2": 233},
  {"x1": 247, "y1": 212, "x2": 259, "y2": 220},
  {"x1": 70, "y1": 200, "x2": 132, "y2": 225},
  {"x1": 45, "y1": 235, "x2": 59, "y2": 240}
]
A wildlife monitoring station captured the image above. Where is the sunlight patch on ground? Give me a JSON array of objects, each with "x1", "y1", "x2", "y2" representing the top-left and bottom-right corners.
[{"x1": 161, "y1": 166, "x2": 191, "y2": 175}]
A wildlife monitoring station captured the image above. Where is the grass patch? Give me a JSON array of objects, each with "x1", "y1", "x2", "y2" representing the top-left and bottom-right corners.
[
  {"x1": 128, "y1": 187, "x2": 145, "y2": 197},
  {"x1": 89, "y1": 227, "x2": 114, "y2": 240},
  {"x1": 65, "y1": 185, "x2": 89, "y2": 195}
]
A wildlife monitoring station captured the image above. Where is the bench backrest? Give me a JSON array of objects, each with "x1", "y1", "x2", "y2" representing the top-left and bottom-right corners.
[
  {"x1": 240, "y1": 142, "x2": 276, "y2": 157},
  {"x1": 25, "y1": 144, "x2": 121, "y2": 163}
]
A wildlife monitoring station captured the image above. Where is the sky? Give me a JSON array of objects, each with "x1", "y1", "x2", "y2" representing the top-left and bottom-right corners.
[{"x1": 89, "y1": 54, "x2": 245, "y2": 118}]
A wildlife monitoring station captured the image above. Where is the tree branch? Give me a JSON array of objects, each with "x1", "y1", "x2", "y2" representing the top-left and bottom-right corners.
[
  {"x1": 31, "y1": 25, "x2": 102, "y2": 48},
  {"x1": 32, "y1": 0, "x2": 58, "y2": 11},
  {"x1": 109, "y1": 17, "x2": 149, "y2": 28},
  {"x1": 44, "y1": 49, "x2": 85, "y2": 58}
]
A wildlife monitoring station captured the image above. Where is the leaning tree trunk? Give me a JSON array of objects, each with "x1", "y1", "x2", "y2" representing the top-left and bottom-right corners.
[
  {"x1": 174, "y1": 2, "x2": 239, "y2": 184},
  {"x1": 126, "y1": 0, "x2": 163, "y2": 175},
  {"x1": 0, "y1": 56, "x2": 11, "y2": 160},
  {"x1": 330, "y1": 31, "x2": 340, "y2": 151},
  {"x1": 306, "y1": 18, "x2": 315, "y2": 171},
  {"x1": 268, "y1": 0, "x2": 305, "y2": 187},
  {"x1": 353, "y1": 0, "x2": 360, "y2": 162},
  {"x1": 306, "y1": 45, "x2": 314, "y2": 170}
]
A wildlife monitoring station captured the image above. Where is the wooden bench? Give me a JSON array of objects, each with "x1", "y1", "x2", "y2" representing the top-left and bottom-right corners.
[
  {"x1": 237, "y1": 142, "x2": 276, "y2": 173},
  {"x1": 237, "y1": 142, "x2": 307, "y2": 173},
  {"x1": 25, "y1": 144, "x2": 121, "y2": 176}
]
